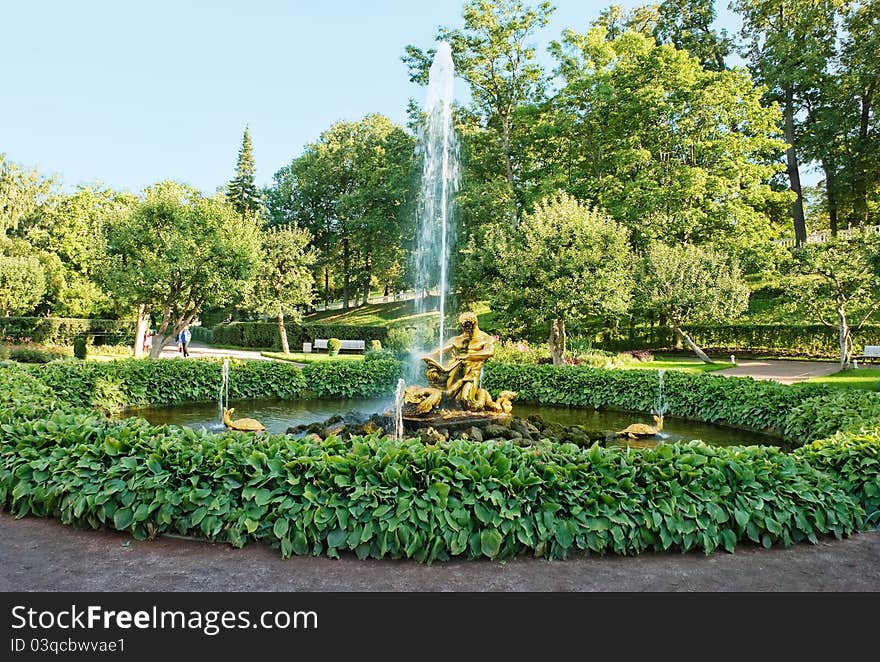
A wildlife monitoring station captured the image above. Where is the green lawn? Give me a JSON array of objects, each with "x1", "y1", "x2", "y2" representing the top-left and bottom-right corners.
[
  {"x1": 304, "y1": 298, "x2": 494, "y2": 329},
  {"x1": 305, "y1": 299, "x2": 438, "y2": 326},
  {"x1": 626, "y1": 355, "x2": 732, "y2": 374},
  {"x1": 261, "y1": 351, "x2": 365, "y2": 364},
  {"x1": 804, "y1": 366, "x2": 880, "y2": 390}
]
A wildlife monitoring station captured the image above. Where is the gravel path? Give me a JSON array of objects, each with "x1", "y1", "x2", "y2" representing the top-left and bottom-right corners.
[
  {"x1": 715, "y1": 359, "x2": 840, "y2": 384},
  {"x1": 2, "y1": 513, "x2": 877, "y2": 592}
]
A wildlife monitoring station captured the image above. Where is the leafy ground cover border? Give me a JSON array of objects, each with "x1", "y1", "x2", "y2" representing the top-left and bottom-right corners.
[{"x1": 0, "y1": 358, "x2": 877, "y2": 562}]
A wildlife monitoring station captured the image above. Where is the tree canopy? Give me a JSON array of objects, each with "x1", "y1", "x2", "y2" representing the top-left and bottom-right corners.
[
  {"x1": 787, "y1": 233, "x2": 880, "y2": 367},
  {"x1": 637, "y1": 242, "x2": 750, "y2": 362},
  {"x1": 245, "y1": 224, "x2": 316, "y2": 353},
  {"x1": 492, "y1": 193, "x2": 632, "y2": 364},
  {"x1": 104, "y1": 181, "x2": 261, "y2": 356}
]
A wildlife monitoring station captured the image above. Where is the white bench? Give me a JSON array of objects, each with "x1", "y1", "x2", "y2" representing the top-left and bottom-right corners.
[
  {"x1": 855, "y1": 345, "x2": 880, "y2": 364},
  {"x1": 313, "y1": 339, "x2": 366, "y2": 353}
]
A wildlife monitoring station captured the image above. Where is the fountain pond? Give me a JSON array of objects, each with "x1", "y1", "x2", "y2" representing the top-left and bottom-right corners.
[{"x1": 128, "y1": 398, "x2": 783, "y2": 450}]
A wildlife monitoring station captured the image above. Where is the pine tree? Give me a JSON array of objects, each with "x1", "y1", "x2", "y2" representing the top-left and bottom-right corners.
[{"x1": 226, "y1": 126, "x2": 260, "y2": 219}]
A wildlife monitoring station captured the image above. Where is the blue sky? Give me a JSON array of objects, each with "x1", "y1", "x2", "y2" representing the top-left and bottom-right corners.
[{"x1": 3, "y1": 1, "x2": 750, "y2": 195}]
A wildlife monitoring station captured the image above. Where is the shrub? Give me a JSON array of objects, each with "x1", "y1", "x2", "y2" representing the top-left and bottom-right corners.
[
  {"x1": 327, "y1": 338, "x2": 342, "y2": 356},
  {"x1": 0, "y1": 406, "x2": 870, "y2": 560},
  {"x1": 623, "y1": 349, "x2": 654, "y2": 362},
  {"x1": 0, "y1": 316, "x2": 133, "y2": 345},
  {"x1": 493, "y1": 339, "x2": 550, "y2": 364},
  {"x1": 370, "y1": 339, "x2": 382, "y2": 351},
  {"x1": 8, "y1": 344, "x2": 69, "y2": 364},
  {"x1": 73, "y1": 336, "x2": 88, "y2": 359},
  {"x1": 301, "y1": 359, "x2": 403, "y2": 397},
  {"x1": 586, "y1": 322, "x2": 880, "y2": 358},
  {"x1": 211, "y1": 321, "x2": 388, "y2": 349},
  {"x1": 385, "y1": 326, "x2": 416, "y2": 353},
  {"x1": 190, "y1": 326, "x2": 213, "y2": 343},
  {"x1": 365, "y1": 348, "x2": 397, "y2": 362}
]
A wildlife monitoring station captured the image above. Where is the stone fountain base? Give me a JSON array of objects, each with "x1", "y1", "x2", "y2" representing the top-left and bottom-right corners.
[
  {"x1": 402, "y1": 409, "x2": 511, "y2": 432},
  {"x1": 285, "y1": 409, "x2": 661, "y2": 448}
]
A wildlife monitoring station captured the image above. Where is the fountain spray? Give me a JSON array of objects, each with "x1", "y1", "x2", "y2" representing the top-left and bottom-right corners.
[{"x1": 413, "y1": 41, "x2": 459, "y2": 365}]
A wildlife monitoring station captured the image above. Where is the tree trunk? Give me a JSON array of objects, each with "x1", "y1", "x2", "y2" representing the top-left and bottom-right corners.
[
  {"x1": 149, "y1": 332, "x2": 175, "y2": 358},
  {"x1": 501, "y1": 116, "x2": 519, "y2": 226},
  {"x1": 784, "y1": 85, "x2": 807, "y2": 247},
  {"x1": 149, "y1": 305, "x2": 174, "y2": 358},
  {"x1": 822, "y1": 159, "x2": 838, "y2": 236},
  {"x1": 672, "y1": 323, "x2": 714, "y2": 364},
  {"x1": 838, "y1": 302, "x2": 853, "y2": 369},
  {"x1": 362, "y1": 253, "x2": 371, "y2": 306},
  {"x1": 852, "y1": 89, "x2": 874, "y2": 227},
  {"x1": 133, "y1": 303, "x2": 150, "y2": 358},
  {"x1": 277, "y1": 311, "x2": 290, "y2": 354},
  {"x1": 549, "y1": 318, "x2": 566, "y2": 366},
  {"x1": 324, "y1": 265, "x2": 330, "y2": 306},
  {"x1": 342, "y1": 237, "x2": 350, "y2": 310}
]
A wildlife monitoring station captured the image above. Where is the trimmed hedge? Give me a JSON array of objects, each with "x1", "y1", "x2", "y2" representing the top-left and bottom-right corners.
[
  {"x1": 0, "y1": 317, "x2": 133, "y2": 345},
  {"x1": 0, "y1": 358, "x2": 877, "y2": 561},
  {"x1": 211, "y1": 321, "x2": 388, "y2": 350},
  {"x1": 190, "y1": 326, "x2": 213, "y2": 343},
  {"x1": 593, "y1": 322, "x2": 880, "y2": 358},
  {"x1": 482, "y1": 361, "x2": 880, "y2": 446},
  {"x1": 24, "y1": 357, "x2": 402, "y2": 412}
]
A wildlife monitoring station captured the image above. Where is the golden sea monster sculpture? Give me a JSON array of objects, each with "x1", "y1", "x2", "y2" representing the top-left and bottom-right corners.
[
  {"x1": 404, "y1": 311, "x2": 516, "y2": 416},
  {"x1": 616, "y1": 415, "x2": 664, "y2": 439},
  {"x1": 222, "y1": 407, "x2": 266, "y2": 432}
]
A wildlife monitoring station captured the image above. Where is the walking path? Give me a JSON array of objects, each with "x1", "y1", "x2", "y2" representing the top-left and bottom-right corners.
[
  {"x1": 715, "y1": 359, "x2": 840, "y2": 384},
  {"x1": 158, "y1": 341, "x2": 276, "y2": 362},
  {"x1": 1, "y1": 513, "x2": 877, "y2": 591}
]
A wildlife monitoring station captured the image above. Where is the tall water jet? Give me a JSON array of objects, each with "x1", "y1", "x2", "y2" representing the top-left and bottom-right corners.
[
  {"x1": 652, "y1": 369, "x2": 669, "y2": 435},
  {"x1": 413, "y1": 41, "x2": 460, "y2": 364},
  {"x1": 393, "y1": 378, "x2": 405, "y2": 440},
  {"x1": 218, "y1": 358, "x2": 230, "y2": 425}
]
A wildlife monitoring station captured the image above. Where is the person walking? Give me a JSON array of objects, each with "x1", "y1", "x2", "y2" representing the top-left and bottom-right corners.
[{"x1": 177, "y1": 325, "x2": 192, "y2": 358}]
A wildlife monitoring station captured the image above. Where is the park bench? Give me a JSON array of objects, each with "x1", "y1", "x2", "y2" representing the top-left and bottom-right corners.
[
  {"x1": 310, "y1": 339, "x2": 366, "y2": 353},
  {"x1": 854, "y1": 345, "x2": 880, "y2": 364}
]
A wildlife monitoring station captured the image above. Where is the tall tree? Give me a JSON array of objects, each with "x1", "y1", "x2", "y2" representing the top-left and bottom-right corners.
[
  {"x1": 593, "y1": 3, "x2": 659, "y2": 39},
  {"x1": 403, "y1": 0, "x2": 554, "y2": 224},
  {"x1": 0, "y1": 255, "x2": 45, "y2": 316},
  {"x1": 655, "y1": 0, "x2": 732, "y2": 71},
  {"x1": 25, "y1": 186, "x2": 135, "y2": 317},
  {"x1": 734, "y1": 0, "x2": 843, "y2": 246},
  {"x1": 547, "y1": 28, "x2": 790, "y2": 249},
  {"x1": 226, "y1": 126, "x2": 261, "y2": 220},
  {"x1": 492, "y1": 194, "x2": 633, "y2": 365},
  {"x1": 838, "y1": 0, "x2": 879, "y2": 228},
  {"x1": 245, "y1": 225, "x2": 316, "y2": 354},
  {"x1": 0, "y1": 154, "x2": 57, "y2": 236},
  {"x1": 637, "y1": 242, "x2": 750, "y2": 363},
  {"x1": 104, "y1": 181, "x2": 261, "y2": 357},
  {"x1": 268, "y1": 115, "x2": 415, "y2": 310},
  {"x1": 788, "y1": 233, "x2": 880, "y2": 368}
]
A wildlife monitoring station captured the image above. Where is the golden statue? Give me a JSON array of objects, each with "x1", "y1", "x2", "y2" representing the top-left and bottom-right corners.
[
  {"x1": 404, "y1": 312, "x2": 516, "y2": 416},
  {"x1": 223, "y1": 407, "x2": 266, "y2": 432}
]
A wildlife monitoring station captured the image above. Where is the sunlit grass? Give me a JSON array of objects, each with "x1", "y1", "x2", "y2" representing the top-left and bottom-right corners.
[
  {"x1": 804, "y1": 366, "x2": 880, "y2": 391},
  {"x1": 303, "y1": 298, "x2": 493, "y2": 328},
  {"x1": 626, "y1": 355, "x2": 731, "y2": 374},
  {"x1": 261, "y1": 351, "x2": 364, "y2": 364}
]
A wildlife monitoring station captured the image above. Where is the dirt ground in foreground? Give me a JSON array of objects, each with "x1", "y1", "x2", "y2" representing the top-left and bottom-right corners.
[{"x1": 1, "y1": 512, "x2": 878, "y2": 592}]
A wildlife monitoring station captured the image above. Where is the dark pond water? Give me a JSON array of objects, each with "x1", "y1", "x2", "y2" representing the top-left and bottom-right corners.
[{"x1": 129, "y1": 397, "x2": 782, "y2": 448}]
